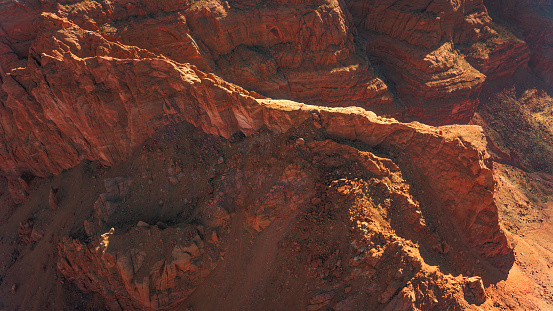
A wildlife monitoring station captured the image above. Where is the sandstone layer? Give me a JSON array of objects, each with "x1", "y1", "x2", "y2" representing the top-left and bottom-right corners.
[
  {"x1": 343, "y1": 0, "x2": 533, "y2": 124},
  {"x1": 0, "y1": 0, "x2": 394, "y2": 112},
  {"x1": 485, "y1": 0, "x2": 553, "y2": 87},
  {"x1": 344, "y1": 0, "x2": 495, "y2": 123}
]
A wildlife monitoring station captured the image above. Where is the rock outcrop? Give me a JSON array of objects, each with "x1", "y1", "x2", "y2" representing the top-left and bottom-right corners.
[
  {"x1": 0, "y1": 0, "x2": 394, "y2": 111},
  {"x1": 344, "y1": 0, "x2": 497, "y2": 124},
  {"x1": 54, "y1": 124, "x2": 501, "y2": 310},
  {"x1": 486, "y1": 0, "x2": 553, "y2": 87},
  {"x1": 7, "y1": 0, "x2": 553, "y2": 309},
  {"x1": 0, "y1": 12, "x2": 509, "y2": 263}
]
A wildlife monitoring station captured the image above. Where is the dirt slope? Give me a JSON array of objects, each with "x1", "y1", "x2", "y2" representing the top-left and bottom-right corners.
[{"x1": 0, "y1": 122, "x2": 518, "y2": 310}]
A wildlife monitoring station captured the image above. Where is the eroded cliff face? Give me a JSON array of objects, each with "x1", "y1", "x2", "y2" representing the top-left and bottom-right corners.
[
  {"x1": 1, "y1": 0, "x2": 552, "y2": 310},
  {"x1": 485, "y1": 0, "x2": 553, "y2": 87},
  {"x1": 0, "y1": 9, "x2": 509, "y2": 259},
  {"x1": 344, "y1": 0, "x2": 533, "y2": 124},
  {"x1": 1, "y1": 0, "x2": 549, "y2": 124},
  {"x1": 0, "y1": 0, "x2": 394, "y2": 111}
]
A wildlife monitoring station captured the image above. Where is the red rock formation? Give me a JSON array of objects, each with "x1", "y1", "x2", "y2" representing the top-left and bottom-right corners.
[
  {"x1": 345, "y1": 0, "x2": 498, "y2": 124},
  {"x1": 486, "y1": 0, "x2": 553, "y2": 87},
  {"x1": 0, "y1": 15, "x2": 509, "y2": 265},
  {"x1": 1, "y1": 0, "x2": 550, "y2": 126},
  {"x1": 54, "y1": 127, "x2": 501, "y2": 310},
  {"x1": 0, "y1": 0, "x2": 393, "y2": 111},
  {"x1": 0, "y1": 1, "x2": 536, "y2": 309},
  {"x1": 49, "y1": 0, "x2": 394, "y2": 109}
]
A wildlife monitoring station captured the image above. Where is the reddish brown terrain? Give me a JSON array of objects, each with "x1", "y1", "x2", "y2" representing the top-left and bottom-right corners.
[{"x1": 0, "y1": 0, "x2": 552, "y2": 310}]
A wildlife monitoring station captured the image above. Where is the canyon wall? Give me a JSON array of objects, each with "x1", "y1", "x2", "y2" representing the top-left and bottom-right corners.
[
  {"x1": 0, "y1": 10, "x2": 509, "y2": 261},
  {"x1": 5, "y1": 0, "x2": 553, "y2": 309},
  {"x1": 345, "y1": 0, "x2": 532, "y2": 123},
  {"x1": 2, "y1": 0, "x2": 548, "y2": 124}
]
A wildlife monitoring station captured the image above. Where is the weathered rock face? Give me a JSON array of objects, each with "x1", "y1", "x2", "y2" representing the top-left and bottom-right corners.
[
  {"x1": 485, "y1": 0, "x2": 553, "y2": 87},
  {"x1": 175, "y1": 0, "x2": 393, "y2": 107},
  {"x1": 4, "y1": 0, "x2": 548, "y2": 309},
  {"x1": 54, "y1": 124, "x2": 499, "y2": 310},
  {"x1": 59, "y1": 223, "x2": 223, "y2": 310},
  {"x1": 0, "y1": 11, "x2": 509, "y2": 265},
  {"x1": 0, "y1": 0, "x2": 394, "y2": 110},
  {"x1": 348, "y1": 0, "x2": 496, "y2": 49},
  {"x1": 344, "y1": 0, "x2": 497, "y2": 124}
]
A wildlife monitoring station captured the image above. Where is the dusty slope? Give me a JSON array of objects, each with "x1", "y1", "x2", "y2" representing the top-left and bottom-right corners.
[
  {"x1": 471, "y1": 69, "x2": 553, "y2": 311},
  {"x1": 0, "y1": 120, "x2": 516, "y2": 310},
  {"x1": 487, "y1": 163, "x2": 553, "y2": 310},
  {"x1": 473, "y1": 70, "x2": 553, "y2": 174}
]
